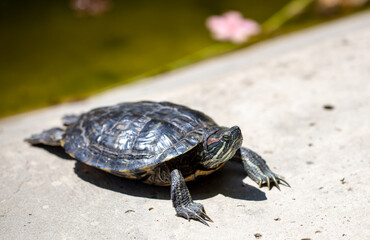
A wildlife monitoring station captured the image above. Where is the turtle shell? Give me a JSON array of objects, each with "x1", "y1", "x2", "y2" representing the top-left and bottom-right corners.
[{"x1": 61, "y1": 101, "x2": 217, "y2": 178}]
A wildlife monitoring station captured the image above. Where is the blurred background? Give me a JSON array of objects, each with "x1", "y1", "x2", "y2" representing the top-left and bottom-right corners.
[{"x1": 0, "y1": 0, "x2": 368, "y2": 118}]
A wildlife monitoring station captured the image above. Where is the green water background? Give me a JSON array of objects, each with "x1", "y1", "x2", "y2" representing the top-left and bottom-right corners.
[{"x1": 0, "y1": 0, "x2": 367, "y2": 117}]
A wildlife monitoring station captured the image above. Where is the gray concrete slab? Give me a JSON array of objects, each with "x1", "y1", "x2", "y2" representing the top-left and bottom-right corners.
[{"x1": 1, "y1": 10, "x2": 370, "y2": 240}]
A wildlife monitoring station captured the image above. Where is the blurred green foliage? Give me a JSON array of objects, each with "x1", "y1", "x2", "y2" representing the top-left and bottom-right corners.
[
  {"x1": 0, "y1": 0, "x2": 291, "y2": 117},
  {"x1": 2, "y1": 0, "x2": 367, "y2": 118}
]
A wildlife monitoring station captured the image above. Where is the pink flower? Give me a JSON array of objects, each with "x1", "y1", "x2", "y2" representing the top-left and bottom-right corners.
[
  {"x1": 206, "y1": 11, "x2": 261, "y2": 44},
  {"x1": 71, "y1": 0, "x2": 112, "y2": 16}
]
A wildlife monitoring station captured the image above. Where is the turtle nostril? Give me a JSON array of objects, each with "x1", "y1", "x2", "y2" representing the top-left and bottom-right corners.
[{"x1": 231, "y1": 126, "x2": 241, "y2": 133}]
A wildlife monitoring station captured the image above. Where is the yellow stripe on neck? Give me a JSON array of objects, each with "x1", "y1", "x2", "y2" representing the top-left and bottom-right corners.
[{"x1": 184, "y1": 162, "x2": 227, "y2": 182}]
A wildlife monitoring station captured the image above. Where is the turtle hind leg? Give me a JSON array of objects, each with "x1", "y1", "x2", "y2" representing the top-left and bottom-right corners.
[
  {"x1": 170, "y1": 169, "x2": 213, "y2": 226},
  {"x1": 25, "y1": 127, "x2": 64, "y2": 146}
]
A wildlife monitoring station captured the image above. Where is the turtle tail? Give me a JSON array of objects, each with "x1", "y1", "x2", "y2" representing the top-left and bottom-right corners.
[{"x1": 25, "y1": 127, "x2": 64, "y2": 146}]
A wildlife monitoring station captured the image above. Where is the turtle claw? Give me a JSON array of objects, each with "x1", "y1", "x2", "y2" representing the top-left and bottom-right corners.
[
  {"x1": 249, "y1": 167, "x2": 289, "y2": 190},
  {"x1": 278, "y1": 177, "x2": 291, "y2": 188},
  {"x1": 194, "y1": 212, "x2": 210, "y2": 227},
  {"x1": 271, "y1": 175, "x2": 280, "y2": 191},
  {"x1": 260, "y1": 173, "x2": 289, "y2": 190},
  {"x1": 266, "y1": 176, "x2": 271, "y2": 190},
  {"x1": 175, "y1": 202, "x2": 212, "y2": 226},
  {"x1": 200, "y1": 211, "x2": 213, "y2": 223}
]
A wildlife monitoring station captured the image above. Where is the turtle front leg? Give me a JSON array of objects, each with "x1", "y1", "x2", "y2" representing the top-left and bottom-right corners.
[
  {"x1": 170, "y1": 169, "x2": 212, "y2": 226},
  {"x1": 237, "y1": 147, "x2": 290, "y2": 190}
]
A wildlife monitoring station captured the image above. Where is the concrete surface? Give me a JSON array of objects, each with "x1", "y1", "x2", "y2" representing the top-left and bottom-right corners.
[{"x1": 1, "y1": 11, "x2": 370, "y2": 240}]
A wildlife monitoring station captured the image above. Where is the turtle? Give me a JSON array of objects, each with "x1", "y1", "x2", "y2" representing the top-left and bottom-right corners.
[{"x1": 25, "y1": 101, "x2": 289, "y2": 225}]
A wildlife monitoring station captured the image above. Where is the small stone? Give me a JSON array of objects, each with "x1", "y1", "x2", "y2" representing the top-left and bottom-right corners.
[
  {"x1": 323, "y1": 104, "x2": 334, "y2": 110},
  {"x1": 340, "y1": 178, "x2": 346, "y2": 184},
  {"x1": 254, "y1": 233, "x2": 262, "y2": 239}
]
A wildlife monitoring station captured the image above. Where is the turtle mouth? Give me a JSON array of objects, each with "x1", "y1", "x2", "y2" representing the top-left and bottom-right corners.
[
  {"x1": 234, "y1": 138, "x2": 242, "y2": 147},
  {"x1": 223, "y1": 138, "x2": 243, "y2": 160},
  {"x1": 233, "y1": 138, "x2": 243, "y2": 152}
]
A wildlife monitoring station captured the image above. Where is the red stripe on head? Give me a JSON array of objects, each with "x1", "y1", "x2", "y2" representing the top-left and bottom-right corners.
[{"x1": 207, "y1": 137, "x2": 220, "y2": 146}]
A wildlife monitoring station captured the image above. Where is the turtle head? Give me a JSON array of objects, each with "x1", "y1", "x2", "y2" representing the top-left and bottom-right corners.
[{"x1": 201, "y1": 126, "x2": 243, "y2": 169}]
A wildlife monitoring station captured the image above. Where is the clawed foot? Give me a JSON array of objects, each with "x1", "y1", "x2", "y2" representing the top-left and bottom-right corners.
[
  {"x1": 240, "y1": 147, "x2": 290, "y2": 190},
  {"x1": 175, "y1": 202, "x2": 213, "y2": 226},
  {"x1": 255, "y1": 169, "x2": 290, "y2": 190},
  {"x1": 171, "y1": 169, "x2": 213, "y2": 226}
]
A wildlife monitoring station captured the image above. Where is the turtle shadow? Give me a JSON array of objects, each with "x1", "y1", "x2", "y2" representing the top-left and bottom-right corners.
[
  {"x1": 32, "y1": 145, "x2": 74, "y2": 160},
  {"x1": 32, "y1": 144, "x2": 268, "y2": 202},
  {"x1": 74, "y1": 160, "x2": 267, "y2": 202}
]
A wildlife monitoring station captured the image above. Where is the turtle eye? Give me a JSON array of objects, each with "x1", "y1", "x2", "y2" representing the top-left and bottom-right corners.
[{"x1": 222, "y1": 134, "x2": 231, "y2": 141}]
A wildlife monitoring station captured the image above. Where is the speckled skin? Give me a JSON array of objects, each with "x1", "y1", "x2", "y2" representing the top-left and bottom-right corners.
[{"x1": 61, "y1": 101, "x2": 222, "y2": 185}]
